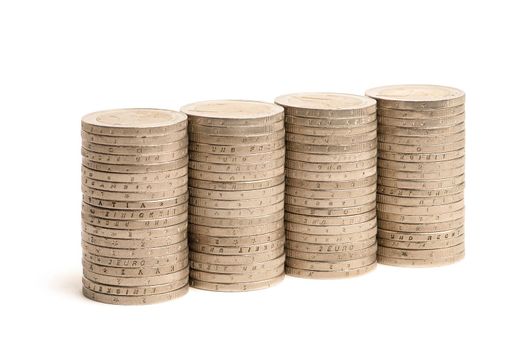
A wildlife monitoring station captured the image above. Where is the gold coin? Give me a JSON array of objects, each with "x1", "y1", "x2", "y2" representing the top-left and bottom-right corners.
[
  {"x1": 376, "y1": 191, "x2": 464, "y2": 206},
  {"x1": 377, "y1": 157, "x2": 465, "y2": 172},
  {"x1": 378, "y1": 166, "x2": 464, "y2": 180},
  {"x1": 377, "y1": 199, "x2": 464, "y2": 215},
  {"x1": 378, "y1": 139, "x2": 465, "y2": 153},
  {"x1": 82, "y1": 212, "x2": 187, "y2": 230},
  {"x1": 378, "y1": 207, "x2": 465, "y2": 224},
  {"x1": 377, "y1": 131, "x2": 465, "y2": 146},
  {"x1": 377, "y1": 174, "x2": 465, "y2": 190},
  {"x1": 82, "y1": 258, "x2": 188, "y2": 277},
  {"x1": 82, "y1": 202, "x2": 188, "y2": 220},
  {"x1": 285, "y1": 202, "x2": 376, "y2": 217},
  {"x1": 377, "y1": 114, "x2": 464, "y2": 128},
  {"x1": 285, "y1": 192, "x2": 375, "y2": 208},
  {"x1": 377, "y1": 183, "x2": 464, "y2": 198},
  {"x1": 189, "y1": 238, "x2": 284, "y2": 256},
  {"x1": 285, "y1": 210, "x2": 376, "y2": 226},
  {"x1": 81, "y1": 176, "x2": 187, "y2": 193},
  {"x1": 189, "y1": 122, "x2": 284, "y2": 136},
  {"x1": 189, "y1": 201, "x2": 283, "y2": 218}
]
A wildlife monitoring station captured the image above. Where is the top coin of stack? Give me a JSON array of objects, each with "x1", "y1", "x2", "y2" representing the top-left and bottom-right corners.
[
  {"x1": 275, "y1": 93, "x2": 378, "y2": 279},
  {"x1": 181, "y1": 100, "x2": 286, "y2": 292},
  {"x1": 365, "y1": 85, "x2": 465, "y2": 267},
  {"x1": 80, "y1": 108, "x2": 190, "y2": 304}
]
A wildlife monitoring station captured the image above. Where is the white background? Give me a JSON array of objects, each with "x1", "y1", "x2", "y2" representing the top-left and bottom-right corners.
[{"x1": 0, "y1": 1, "x2": 522, "y2": 349}]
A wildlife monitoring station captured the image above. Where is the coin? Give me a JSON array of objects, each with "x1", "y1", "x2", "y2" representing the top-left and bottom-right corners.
[
  {"x1": 285, "y1": 210, "x2": 376, "y2": 226},
  {"x1": 286, "y1": 130, "x2": 377, "y2": 145},
  {"x1": 377, "y1": 174, "x2": 465, "y2": 190},
  {"x1": 189, "y1": 201, "x2": 283, "y2": 218},
  {"x1": 190, "y1": 229, "x2": 284, "y2": 246},
  {"x1": 82, "y1": 184, "x2": 188, "y2": 201},
  {"x1": 286, "y1": 122, "x2": 377, "y2": 136},
  {"x1": 377, "y1": 251, "x2": 465, "y2": 267},
  {"x1": 81, "y1": 108, "x2": 187, "y2": 136},
  {"x1": 82, "y1": 166, "x2": 187, "y2": 183},
  {"x1": 286, "y1": 149, "x2": 377, "y2": 163},
  {"x1": 189, "y1": 148, "x2": 285, "y2": 164},
  {"x1": 81, "y1": 148, "x2": 187, "y2": 165},
  {"x1": 286, "y1": 139, "x2": 377, "y2": 154},
  {"x1": 82, "y1": 212, "x2": 187, "y2": 230},
  {"x1": 286, "y1": 218, "x2": 377, "y2": 235},
  {"x1": 82, "y1": 258, "x2": 188, "y2": 277},
  {"x1": 82, "y1": 222, "x2": 188, "y2": 239},
  {"x1": 189, "y1": 193, "x2": 284, "y2": 209},
  {"x1": 189, "y1": 167, "x2": 284, "y2": 182},
  {"x1": 366, "y1": 85, "x2": 465, "y2": 109},
  {"x1": 189, "y1": 183, "x2": 285, "y2": 200},
  {"x1": 189, "y1": 129, "x2": 285, "y2": 145},
  {"x1": 377, "y1": 157, "x2": 465, "y2": 172},
  {"x1": 377, "y1": 104, "x2": 465, "y2": 118},
  {"x1": 377, "y1": 199, "x2": 464, "y2": 215},
  {"x1": 189, "y1": 175, "x2": 284, "y2": 191},
  {"x1": 82, "y1": 202, "x2": 188, "y2": 220},
  {"x1": 83, "y1": 193, "x2": 189, "y2": 210},
  {"x1": 378, "y1": 139, "x2": 465, "y2": 153},
  {"x1": 378, "y1": 234, "x2": 464, "y2": 250},
  {"x1": 285, "y1": 185, "x2": 375, "y2": 199},
  {"x1": 284, "y1": 202, "x2": 376, "y2": 217},
  {"x1": 82, "y1": 137, "x2": 188, "y2": 155},
  {"x1": 378, "y1": 207, "x2": 465, "y2": 224},
  {"x1": 285, "y1": 237, "x2": 376, "y2": 253},
  {"x1": 189, "y1": 140, "x2": 285, "y2": 154},
  {"x1": 377, "y1": 131, "x2": 465, "y2": 146},
  {"x1": 285, "y1": 263, "x2": 376, "y2": 279},
  {"x1": 286, "y1": 174, "x2": 376, "y2": 190},
  {"x1": 82, "y1": 241, "x2": 188, "y2": 259},
  {"x1": 189, "y1": 221, "x2": 284, "y2": 237},
  {"x1": 189, "y1": 157, "x2": 284, "y2": 173},
  {"x1": 189, "y1": 247, "x2": 284, "y2": 265},
  {"x1": 378, "y1": 148, "x2": 465, "y2": 162},
  {"x1": 378, "y1": 217, "x2": 464, "y2": 233},
  {"x1": 285, "y1": 243, "x2": 377, "y2": 262},
  {"x1": 82, "y1": 156, "x2": 188, "y2": 174},
  {"x1": 286, "y1": 167, "x2": 376, "y2": 181},
  {"x1": 378, "y1": 226, "x2": 464, "y2": 242},
  {"x1": 286, "y1": 254, "x2": 376, "y2": 271},
  {"x1": 189, "y1": 122, "x2": 284, "y2": 136},
  {"x1": 378, "y1": 122, "x2": 465, "y2": 137},
  {"x1": 285, "y1": 157, "x2": 376, "y2": 173},
  {"x1": 81, "y1": 176, "x2": 187, "y2": 193},
  {"x1": 286, "y1": 227, "x2": 377, "y2": 244},
  {"x1": 285, "y1": 114, "x2": 376, "y2": 127},
  {"x1": 81, "y1": 129, "x2": 187, "y2": 146},
  {"x1": 83, "y1": 250, "x2": 188, "y2": 267},
  {"x1": 82, "y1": 276, "x2": 188, "y2": 296},
  {"x1": 378, "y1": 166, "x2": 465, "y2": 180},
  {"x1": 275, "y1": 92, "x2": 376, "y2": 117},
  {"x1": 83, "y1": 268, "x2": 189, "y2": 286},
  {"x1": 82, "y1": 231, "x2": 187, "y2": 249},
  {"x1": 377, "y1": 114, "x2": 464, "y2": 128},
  {"x1": 82, "y1": 285, "x2": 188, "y2": 305},
  {"x1": 190, "y1": 254, "x2": 285, "y2": 274},
  {"x1": 190, "y1": 264, "x2": 284, "y2": 283},
  {"x1": 189, "y1": 274, "x2": 284, "y2": 292},
  {"x1": 376, "y1": 192, "x2": 464, "y2": 206}
]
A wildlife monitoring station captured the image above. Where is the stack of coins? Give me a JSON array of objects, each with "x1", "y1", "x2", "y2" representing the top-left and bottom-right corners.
[
  {"x1": 80, "y1": 108, "x2": 190, "y2": 304},
  {"x1": 275, "y1": 93, "x2": 378, "y2": 279},
  {"x1": 366, "y1": 85, "x2": 465, "y2": 267},
  {"x1": 181, "y1": 100, "x2": 286, "y2": 291}
]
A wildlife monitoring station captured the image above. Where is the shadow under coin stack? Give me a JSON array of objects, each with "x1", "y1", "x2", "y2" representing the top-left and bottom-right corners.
[
  {"x1": 181, "y1": 100, "x2": 286, "y2": 291},
  {"x1": 275, "y1": 93, "x2": 378, "y2": 279},
  {"x1": 80, "y1": 108, "x2": 190, "y2": 304},
  {"x1": 366, "y1": 85, "x2": 465, "y2": 267}
]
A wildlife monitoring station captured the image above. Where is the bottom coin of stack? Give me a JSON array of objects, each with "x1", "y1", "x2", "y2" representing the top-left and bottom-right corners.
[
  {"x1": 275, "y1": 92, "x2": 379, "y2": 279},
  {"x1": 366, "y1": 84, "x2": 466, "y2": 267},
  {"x1": 182, "y1": 100, "x2": 286, "y2": 291},
  {"x1": 80, "y1": 108, "x2": 190, "y2": 304}
]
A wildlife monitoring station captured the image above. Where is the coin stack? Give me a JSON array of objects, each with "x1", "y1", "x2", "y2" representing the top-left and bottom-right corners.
[
  {"x1": 366, "y1": 85, "x2": 465, "y2": 267},
  {"x1": 181, "y1": 100, "x2": 286, "y2": 291},
  {"x1": 274, "y1": 93, "x2": 378, "y2": 279},
  {"x1": 80, "y1": 108, "x2": 190, "y2": 304}
]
